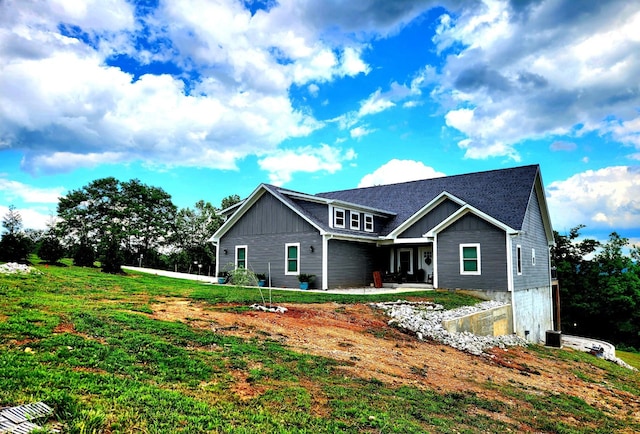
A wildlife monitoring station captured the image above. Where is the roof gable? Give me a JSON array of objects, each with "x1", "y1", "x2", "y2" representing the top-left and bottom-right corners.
[{"x1": 210, "y1": 184, "x2": 326, "y2": 242}]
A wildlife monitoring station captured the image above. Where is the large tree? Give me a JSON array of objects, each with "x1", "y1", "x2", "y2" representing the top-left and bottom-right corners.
[
  {"x1": 57, "y1": 177, "x2": 176, "y2": 273},
  {"x1": 0, "y1": 205, "x2": 32, "y2": 262},
  {"x1": 168, "y1": 195, "x2": 241, "y2": 273},
  {"x1": 172, "y1": 200, "x2": 221, "y2": 273}
]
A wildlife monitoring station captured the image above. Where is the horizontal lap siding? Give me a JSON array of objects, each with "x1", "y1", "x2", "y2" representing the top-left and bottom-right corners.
[
  {"x1": 437, "y1": 214, "x2": 508, "y2": 291},
  {"x1": 327, "y1": 239, "x2": 377, "y2": 288},
  {"x1": 220, "y1": 193, "x2": 323, "y2": 289},
  {"x1": 512, "y1": 188, "x2": 551, "y2": 290}
]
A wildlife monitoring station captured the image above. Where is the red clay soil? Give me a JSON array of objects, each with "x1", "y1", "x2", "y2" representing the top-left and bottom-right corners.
[{"x1": 150, "y1": 299, "x2": 640, "y2": 426}]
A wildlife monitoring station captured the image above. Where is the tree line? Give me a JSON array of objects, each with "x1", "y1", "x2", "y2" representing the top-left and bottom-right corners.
[
  {"x1": 552, "y1": 226, "x2": 640, "y2": 350},
  {"x1": 0, "y1": 177, "x2": 240, "y2": 274}
]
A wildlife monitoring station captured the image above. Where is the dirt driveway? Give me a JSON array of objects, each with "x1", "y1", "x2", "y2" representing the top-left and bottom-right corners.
[{"x1": 150, "y1": 298, "x2": 640, "y2": 422}]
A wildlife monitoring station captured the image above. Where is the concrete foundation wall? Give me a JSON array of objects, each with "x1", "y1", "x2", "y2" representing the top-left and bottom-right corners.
[
  {"x1": 456, "y1": 287, "x2": 553, "y2": 343},
  {"x1": 442, "y1": 305, "x2": 513, "y2": 337},
  {"x1": 513, "y1": 286, "x2": 553, "y2": 344}
]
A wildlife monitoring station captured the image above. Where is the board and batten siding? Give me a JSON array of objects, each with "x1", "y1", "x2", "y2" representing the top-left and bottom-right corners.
[
  {"x1": 511, "y1": 187, "x2": 552, "y2": 291},
  {"x1": 327, "y1": 239, "x2": 377, "y2": 288},
  {"x1": 219, "y1": 193, "x2": 323, "y2": 289},
  {"x1": 437, "y1": 213, "x2": 508, "y2": 291},
  {"x1": 399, "y1": 199, "x2": 461, "y2": 239}
]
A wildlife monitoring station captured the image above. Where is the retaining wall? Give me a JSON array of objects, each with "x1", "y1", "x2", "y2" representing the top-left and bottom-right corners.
[{"x1": 442, "y1": 304, "x2": 513, "y2": 337}]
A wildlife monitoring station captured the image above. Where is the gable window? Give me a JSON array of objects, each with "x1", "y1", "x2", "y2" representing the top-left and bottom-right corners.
[
  {"x1": 460, "y1": 244, "x2": 481, "y2": 275},
  {"x1": 516, "y1": 245, "x2": 522, "y2": 275},
  {"x1": 334, "y1": 208, "x2": 345, "y2": 228},
  {"x1": 532, "y1": 248, "x2": 536, "y2": 266},
  {"x1": 350, "y1": 212, "x2": 360, "y2": 230},
  {"x1": 364, "y1": 214, "x2": 374, "y2": 232},
  {"x1": 285, "y1": 243, "x2": 299, "y2": 275},
  {"x1": 236, "y1": 245, "x2": 247, "y2": 269}
]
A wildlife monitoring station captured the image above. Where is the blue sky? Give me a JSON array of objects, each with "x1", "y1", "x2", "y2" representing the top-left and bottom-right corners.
[{"x1": 1, "y1": 0, "x2": 639, "y2": 246}]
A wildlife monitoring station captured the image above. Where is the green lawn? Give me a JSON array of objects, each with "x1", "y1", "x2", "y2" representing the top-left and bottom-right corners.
[
  {"x1": 1, "y1": 260, "x2": 639, "y2": 433},
  {"x1": 618, "y1": 350, "x2": 640, "y2": 369}
]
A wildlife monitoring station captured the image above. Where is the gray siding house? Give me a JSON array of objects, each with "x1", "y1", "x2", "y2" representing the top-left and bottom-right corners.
[{"x1": 210, "y1": 165, "x2": 555, "y2": 341}]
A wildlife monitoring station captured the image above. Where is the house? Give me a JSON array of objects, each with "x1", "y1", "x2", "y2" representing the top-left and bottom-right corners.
[{"x1": 210, "y1": 164, "x2": 556, "y2": 342}]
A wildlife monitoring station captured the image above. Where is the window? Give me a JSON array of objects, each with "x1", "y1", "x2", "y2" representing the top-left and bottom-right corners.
[
  {"x1": 285, "y1": 243, "x2": 299, "y2": 275},
  {"x1": 460, "y1": 244, "x2": 481, "y2": 275},
  {"x1": 236, "y1": 245, "x2": 247, "y2": 269},
  {"x1": 364, "y1": 214, "x2": 374, "y2": 232},
  {"x1": 334, "y1": 208, "x2": 345, "y2": 228},
  {"x1": 516, "y1": 245, "x2": 522, "y2": 275},
  {"x1": 532, "y1": 248, "x2": 536, "y2": 266},
  {"x1": 350, "y1": 212, "x2": 360, "y2": 230}
]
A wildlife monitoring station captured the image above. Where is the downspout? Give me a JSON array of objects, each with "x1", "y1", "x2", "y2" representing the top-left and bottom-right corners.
[
  {"x1": 322, "y1": 234, "x2": 330, "y2": 290},
  {"x1": 548, "y1": 244, "x2": 555, "y2": 331},
  {"x1": 213, "y1": 240, "x2": 220, "y2": 278},
  {"x1": 506, "y1": 234, "x2": 517, "y2": 336}
]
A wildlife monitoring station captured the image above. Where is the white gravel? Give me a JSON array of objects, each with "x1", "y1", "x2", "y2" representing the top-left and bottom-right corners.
[
  {"x1": 371, "y1": 300, "x2": 528, "y2": 356},
  {"x1": 0, "y1": 262, "x2": 41, "y2": 275}
]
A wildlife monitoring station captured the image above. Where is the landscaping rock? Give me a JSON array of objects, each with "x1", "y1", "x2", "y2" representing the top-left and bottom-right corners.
[
  {"x1": 0, "y1": 262, "x2": 41, "y2": 275},
  {"x1": 371, "y1": 300, "x2": 527, "y2": 356},
  {"x1": 251, "y1": 304, "x2": 288, "y2": 314}
]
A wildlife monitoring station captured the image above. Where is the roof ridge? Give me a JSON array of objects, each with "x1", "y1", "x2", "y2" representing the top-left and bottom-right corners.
[{"x1": 317, "y1": 164, "x2": 539, "y2": 195}]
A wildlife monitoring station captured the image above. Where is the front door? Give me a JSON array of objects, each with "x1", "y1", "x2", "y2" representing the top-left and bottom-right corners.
[
  {"x1": 397, "y1": 248, "x2": 413, "y2": 276},
  {"x1": 418, "y1": 245, "x2": 433, "y2": 283}
]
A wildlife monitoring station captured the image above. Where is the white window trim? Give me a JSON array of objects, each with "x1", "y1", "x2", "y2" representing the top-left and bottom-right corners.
[
  {"x1": 460, "y1": 243, "x2": 481, "y2": 275},
  {"x1": 350, "y1": 212, "x2": 360, "y2": 230},
  {"x1": 516, "y1": 244, "x2": 522, "y2": 275},
  {"x1": 532, "y1": 248, "x2": 536, "y2": 266},
  {"x1": 334, "y1": 208, "x2": 345, "y2": 229},
  {"x1": 285, "y1": 242, "x2": 300, "y2": 275},
  {"x1": 235, "y1": 245, "x2": 248, "y2": 269},
  {"x1": 364, "y1": 213, "x2": 374, "y2": 232}
]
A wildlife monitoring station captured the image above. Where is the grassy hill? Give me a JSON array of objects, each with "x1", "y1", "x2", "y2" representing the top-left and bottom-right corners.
[{"x1": 1, "y1": 261, "x2": 639, "y2": 433}]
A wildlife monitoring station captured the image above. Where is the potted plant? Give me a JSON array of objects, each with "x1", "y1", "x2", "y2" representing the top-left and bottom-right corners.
[
  {"x1": 217, "y1": 271, "x2": 229, "y2": 284},
  {"x1": 256, "y1": 273, "x2": 267, "y2": 287},
  {"x1": 297, "y1": 273, "x2": 315, "y2": 290}
]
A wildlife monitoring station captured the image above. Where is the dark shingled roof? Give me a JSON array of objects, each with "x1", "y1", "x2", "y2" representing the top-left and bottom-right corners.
[{"x1": 315, "y1": 165, "x2": 540, "y2": 236}]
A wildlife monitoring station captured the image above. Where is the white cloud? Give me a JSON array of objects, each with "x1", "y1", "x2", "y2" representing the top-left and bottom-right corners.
[
  {"x1": 358, "y1": 159, "x2": 446, "y2": 187},
  {"x1": 350, "y1": 126, "x2": 375, "y2": 139},
  {"x1": 1, "y1": 0, "x2": 379, "y2": 175},
  {"x1": 0, "y1": 204, "x2": 56, "y2": 231},
  {"x1": 0, "y1": 178, "x2": 64, "y2": 203},
  {"x1": 546, "y1": 166, "x2": 640, "y2": 232},
  {"x1": 358, "y1": 89, "x2": 396, "y2": 117},
  {"x1": 308, "y1": 83, "x2": 320, "y2": 97},
  {"x1": 432, "y1": 0, "x2": 640, "y2": 160},
  {"x1": 340, "y1": 46, "x2": 371, "y2": 76},
  {"x1": 258, "y1": 144, "x2": 357, "y2": 186}
]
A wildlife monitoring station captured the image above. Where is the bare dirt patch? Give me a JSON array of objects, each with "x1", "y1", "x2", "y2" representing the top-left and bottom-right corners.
[{"x1": 150, "y1": 298, "x2": 640, "y2": 425}]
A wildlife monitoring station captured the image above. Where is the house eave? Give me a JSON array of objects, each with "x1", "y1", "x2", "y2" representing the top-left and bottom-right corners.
[{"x1": 284, "y1": 189, "x2": 396, "y2": 217}]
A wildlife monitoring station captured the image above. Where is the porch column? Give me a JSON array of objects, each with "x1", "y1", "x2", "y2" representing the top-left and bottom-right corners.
[{"x1": 322, "y1": 234, "x2": 329, "y2": 290}]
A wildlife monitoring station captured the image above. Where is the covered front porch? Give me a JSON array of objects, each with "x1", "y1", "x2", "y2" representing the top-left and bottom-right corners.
[{"x1": 376, "y1": 242, "x2": 435, "y2": 286}]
